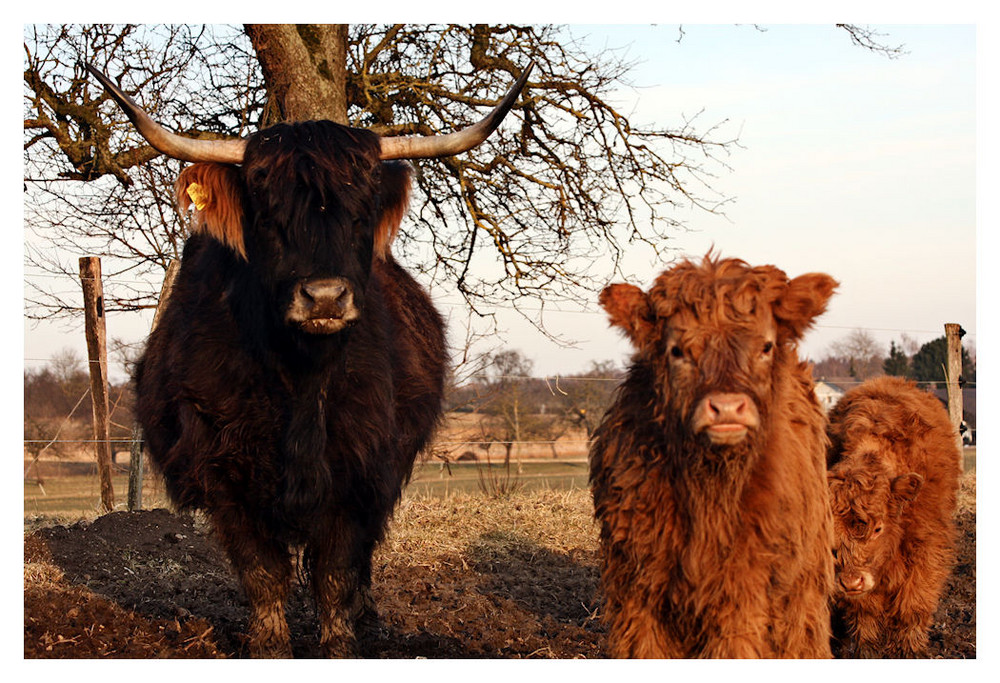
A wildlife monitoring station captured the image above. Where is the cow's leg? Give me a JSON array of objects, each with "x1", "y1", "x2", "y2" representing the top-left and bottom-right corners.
[
  {"x1": 212, "y1": 509, "x2": 294, "y2": 658},
  {"x1": 843, "y1": 600, "x2": 886, "y2": 657},
  {"x1": 768, "y1": 571, "x2": 834, "y2": 658},
  {"x1": 702, "y1": 581, "x2": 768, "y2": 657},
  {"x1": 848, "y1": 569, "x2": 941, "y2": 658},
  {"x1": 307, "y1": 517, "x2": 378, "y2": 658},
  {"x1": 701, "y1": 602, "x2": 765, "y2": 658},
  {"x1": 605, "y1": 591, "x2": 680, "y2": 658},
  {"x1": 883, "y1": 580, "x2": 940, "y2": 657},
  {"x1": 891, "y1": 538, "x2": 956, "y2": 657},
  {"x1": 830, "y1": 605, "x2": 858, "y2": 657}
]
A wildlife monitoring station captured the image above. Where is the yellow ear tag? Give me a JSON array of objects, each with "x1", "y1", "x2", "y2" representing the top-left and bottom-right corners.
[{"x1": 186, "y1": 183, "x2": 209, "y2": 211}]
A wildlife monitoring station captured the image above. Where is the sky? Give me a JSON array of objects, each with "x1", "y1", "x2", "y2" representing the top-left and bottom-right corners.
[
  {"x1": 466, "y1": 23, "x2": 978, "y2": 377},
  {"x1": 21, "y1": 23, "x2": 979, "y2": 384}
]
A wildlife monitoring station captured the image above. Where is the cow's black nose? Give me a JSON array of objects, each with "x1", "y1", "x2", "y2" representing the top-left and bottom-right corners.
[
  {"x1": 301, "y1": 279, "x2": 349, "y2": 312},
  {"x1": 287, "y1": 277, "x2": 360, "y2": 333}
]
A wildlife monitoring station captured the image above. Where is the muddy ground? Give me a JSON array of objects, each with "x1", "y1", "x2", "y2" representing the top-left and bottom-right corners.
[{"x1": 24, "y1": 474, "x2": 976, "y2": 659}]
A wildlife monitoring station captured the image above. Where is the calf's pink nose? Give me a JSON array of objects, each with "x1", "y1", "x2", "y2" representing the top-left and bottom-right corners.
[
  {"x1": 707, "y1": 393, "x2": 750, "y2": 422},
  {"x1": 838, "y1": 572, "x2": 865, "y2": 593}
]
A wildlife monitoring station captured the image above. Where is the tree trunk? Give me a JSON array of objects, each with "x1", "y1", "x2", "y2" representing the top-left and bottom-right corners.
[{"x1": 244, "y1": 24, "x2": 349, "y2": 124}]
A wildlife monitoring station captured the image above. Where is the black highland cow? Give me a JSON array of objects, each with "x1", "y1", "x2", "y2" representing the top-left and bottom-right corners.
[{"x1": 86, "y1": 62, "x2": 532, "y2": 657}]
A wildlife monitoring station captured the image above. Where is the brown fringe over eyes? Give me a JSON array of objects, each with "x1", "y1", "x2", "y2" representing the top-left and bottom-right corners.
[{"x1": 176, "y1": 163, "x2": 246, "y2": 259}]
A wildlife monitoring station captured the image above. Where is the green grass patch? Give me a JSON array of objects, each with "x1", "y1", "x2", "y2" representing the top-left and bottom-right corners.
[
  {"x1": 24, "y1": 459, "x2": 593, "y2": 519},
  {"x1": 24, "y1": 473, "x2": 170, "y2": 518},
  {"x1": 408, "y1": 458, "x2": 590, "y2": 497}
]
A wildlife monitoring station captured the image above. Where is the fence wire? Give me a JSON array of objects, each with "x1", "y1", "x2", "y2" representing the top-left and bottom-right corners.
[
  {"x1": 24, "y1": 265, "x2": 976, "y2": 453},
  {"x1": 23, "y1": 373, "x2": 976, "y2": 451}
]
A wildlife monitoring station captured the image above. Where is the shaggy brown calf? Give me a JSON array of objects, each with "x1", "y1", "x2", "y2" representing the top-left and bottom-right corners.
[
  {"x1": 827, "y1": 376, "x2": 961, "y2": 658},
  {"x1": 590, "y1": 254, "x2": 837, "y2": 658}
]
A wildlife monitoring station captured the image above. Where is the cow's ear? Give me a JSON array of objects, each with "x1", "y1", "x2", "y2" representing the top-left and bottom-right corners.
[
  {"x1": 176, "y1": 163, "x2": 246, "y2": 259},
  {"x1": 773, "y1": 272, "x2": 838, "y2": 341},
  {"x1": 891, "y1": 472, "x2": 924, "y2": 503},
  {"x1": 374, "y1": 161, "x2": 412, "y2": 260},
  {"x1": 600, "y1": 283, "x2": 655, "y2": 348}
]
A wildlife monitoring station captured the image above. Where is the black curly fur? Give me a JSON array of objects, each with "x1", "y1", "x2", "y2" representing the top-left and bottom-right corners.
[{"x1": 135, "y1": 121, "x2": 446, "y2": 657}]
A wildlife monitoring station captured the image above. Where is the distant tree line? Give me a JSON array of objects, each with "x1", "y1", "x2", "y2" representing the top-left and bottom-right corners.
[
  {"x1": 33, "y1": 329, "x2": 968, "y2": 465},
  {"x1": 25, "y1": 345, "x2": 622, "y2": 463},
  {"x1": 24, "y1": 348, "x2": 134, "y2": 460},
  {"x1": 445, "y1": 350, "x2": 621, "y2": 464},
  {"x1": 812, "y1": 329, "x2": 976, "y2": 388}
]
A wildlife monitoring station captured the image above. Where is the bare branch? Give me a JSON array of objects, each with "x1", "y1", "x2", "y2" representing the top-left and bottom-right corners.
[
  {"x1": 24, "y1": 23, "x2": 740, "y2": 333},
  {"x1": 836, "y1": 24, "x2": 907, "y2": 59}
]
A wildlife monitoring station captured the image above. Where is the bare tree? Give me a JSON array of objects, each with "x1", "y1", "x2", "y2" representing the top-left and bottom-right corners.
[
  {"x1": 899, "y1": 332, "x2": 921, "y2": 357},
  {"x1": 24, "y1": 23, "x2": 738, "y2": 335},
  {"x1": 25, "y1": 23, "x2": 899, "y2": 340},
  {"x1": 479, "y1": 349, "x2": 534, "y2": 465},
  {"x1": 24, "y1": 24, "x2": 257, "y2": 321},
  {"x1": 560, "y1": 360, "x2": 621, "y2": 437},
  {"x1": 829, "y1": 328, "x2": 885, "y2": 381}
]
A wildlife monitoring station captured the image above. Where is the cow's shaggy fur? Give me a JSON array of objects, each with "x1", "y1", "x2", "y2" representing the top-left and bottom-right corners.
[
  {"x1": 827, "y1": 376, "x2": 961, "y2": 658},
  {"x1": 589, "y1": 254, "x2": 837, "y2": 658},
  {"x1": 136, "y1": 123, "x2": 446, "y2": 657}
]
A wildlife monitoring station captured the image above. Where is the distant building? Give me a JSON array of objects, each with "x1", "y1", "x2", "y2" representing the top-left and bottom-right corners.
[{"x1": 814, "y1": 380, "x2": 849, "y2": 413}]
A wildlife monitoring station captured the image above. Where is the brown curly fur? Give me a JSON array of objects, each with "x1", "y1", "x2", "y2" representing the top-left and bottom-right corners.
[
  {"x1": 827, "y1": 376, "x2": 961, "y2": 658},
  {"x1": 589, "y1": 254, "x2": 837, "y2": 658}
]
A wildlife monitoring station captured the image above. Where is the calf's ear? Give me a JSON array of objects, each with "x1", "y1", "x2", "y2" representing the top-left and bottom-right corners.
[
  {"x1": 176, "y1": 163, "x2": 246, "y2": 259},
  {"x1": 773, "y1": 272, "x2": 838, "y2": 341},
  {"x1": 374, "y1": 161, "x2": 412, "y2": 260},
  {"x1": 891, "y1": 472, "x2": 924, "y2": 502},
  {"x1": 600, "y1": 283, "x2": 655, "y2": 348}
]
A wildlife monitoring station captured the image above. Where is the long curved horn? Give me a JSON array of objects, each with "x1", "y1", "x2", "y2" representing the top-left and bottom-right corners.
[
  {"x1": 86, "y1": 59, "x2": 533, "y2": 164},
  {"x1": 84, "y1": 62, "x2": 248, "y2": 164},
  {"x1": 379, "y1": 60, "x2": 535, "y2": 160}
]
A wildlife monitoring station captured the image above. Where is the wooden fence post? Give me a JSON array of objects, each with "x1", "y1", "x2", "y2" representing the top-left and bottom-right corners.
[
  {"x1": 79, "y1": 256, "x2": 114, "y2": 513},
  {"x1": 126, "y1": 422, "x2": 144, "y2": 512},
  {"x1": 127, "y1": 259, "x2": 180, "y2": 511},
  {"x1": 944, "y1": 323, "x2": 966, "y2": 471}
]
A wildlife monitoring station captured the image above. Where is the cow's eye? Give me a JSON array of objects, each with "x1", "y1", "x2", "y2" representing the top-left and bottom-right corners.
[
  {"x1": 873, "y1": 524, "x2": 883, "y2": 536},
  {"x1": 762, "y1": 341, "x2": 774, "y2": 355},
  {"x1": 670, "y1": 345, "x2": 684, "y2": 359}
]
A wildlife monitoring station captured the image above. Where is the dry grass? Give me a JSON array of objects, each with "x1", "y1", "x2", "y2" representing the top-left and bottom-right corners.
[
  {"x1": 23, "y1": 471, "x2": 975, "y2": 658},
  {"x1": 384, "y1": 488, "x2": 599, "y2": 565}
]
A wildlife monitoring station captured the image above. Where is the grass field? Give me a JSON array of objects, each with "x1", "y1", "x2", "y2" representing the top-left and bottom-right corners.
[
  {"x1": 408, "y1": 458, "x2": 591, "y2": 496},
  {"x1": 23, "y1": 456, "x2": 594, "y2": 519},
  {"x1": 24, "y1": 449, "x2": 977, "y2": 658},
  {"x1": 24, "y1": 464, "x2": 977, "y2": 658},
  {"x1": 24, "y1": 447, "x2": 975, "y2": 519},
  {"x1": 23, "y1": 473, "x2": 171, "y2": 518}
]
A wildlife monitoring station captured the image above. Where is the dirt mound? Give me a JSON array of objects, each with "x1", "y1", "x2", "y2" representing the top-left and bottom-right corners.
[
  {"x1": 24, "y1": 477, "x2": 976, "y2": 659},
  {"x1": 25, "y1": 493, "x2": 605, "y2": 658},
  {"x1": 24, "y1": 531, "x2": 223, "y2": 658}
]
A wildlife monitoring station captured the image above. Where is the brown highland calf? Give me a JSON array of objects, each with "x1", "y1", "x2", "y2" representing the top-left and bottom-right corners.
[
  {"x1": 827, "y1": 376, "x2": 961, "y2": 658},
  {"x1": 589, "y1": 254, "x2": 837, "y2": 658}
]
